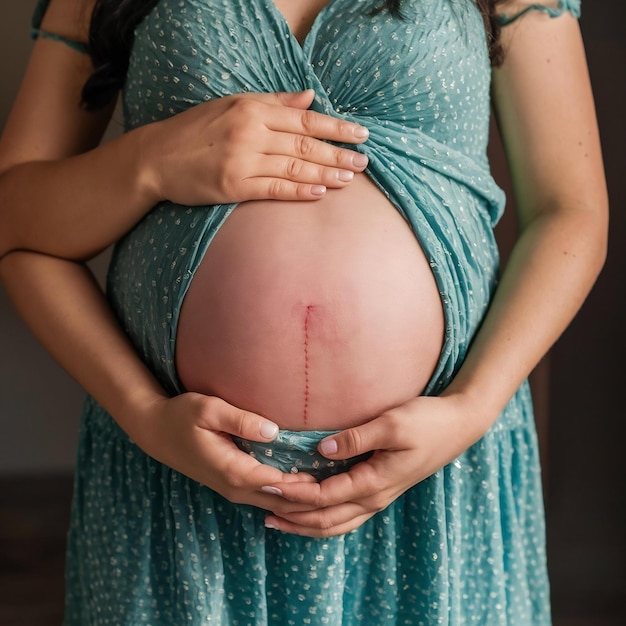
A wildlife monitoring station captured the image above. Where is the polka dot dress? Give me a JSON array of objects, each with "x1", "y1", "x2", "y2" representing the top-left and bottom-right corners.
[{"x1": 32, "y1": 1, "x2": 581, "y2": 624}]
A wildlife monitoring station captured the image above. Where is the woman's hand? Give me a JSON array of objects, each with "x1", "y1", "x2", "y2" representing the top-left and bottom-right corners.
[
  {"x1": 132, "y1": 392, "x2": 318, "y2": 513},
  {"x1": 261, "y1": 394, "x2": 493, "y2": 537},
  {"x1": 0, "y1": 251, "x2": 317, "y2": 514},
  {"x1": 140, "y1": 89, "x2": 369, "y2": 206}
]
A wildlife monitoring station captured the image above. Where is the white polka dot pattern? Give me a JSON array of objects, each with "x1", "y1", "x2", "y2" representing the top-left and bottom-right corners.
[{"x1": 28, "y1": 0, "x2": 581, "y2": 623}]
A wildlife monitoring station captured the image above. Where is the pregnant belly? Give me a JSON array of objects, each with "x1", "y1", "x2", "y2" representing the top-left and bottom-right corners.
[{"x1": 175, "y1": 174, "x2": 444, "y2": 430}]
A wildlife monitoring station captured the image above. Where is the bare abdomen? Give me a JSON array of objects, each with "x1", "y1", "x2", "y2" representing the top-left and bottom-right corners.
[{"x1": 175, "y1": 174, "x2": 444, "y2": 430}]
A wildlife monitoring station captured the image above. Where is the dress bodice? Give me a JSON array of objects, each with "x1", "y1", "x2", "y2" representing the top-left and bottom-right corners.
[{"x1": 124, "y1": 0, "x2": 492, "y2": 168}]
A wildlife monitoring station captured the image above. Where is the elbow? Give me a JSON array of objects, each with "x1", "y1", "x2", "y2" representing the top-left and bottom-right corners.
[
  {"x1": 0, "y1": 227, "x2": 20, "y2": 262},
  {"x1": 591, "y1": 192, "x2": 609, "y2": 279},
  {"x1": 0, "y1": 228, "x2": 28, "y2": 261},
  {"x1": 592, "y1": 223, "x2": 608, "y2": 285},
  {"x1": 0, "y1": 240, "x2": 10, "y2": 263},
  {"x1": 0, "y1": 245, "x2": 104, "y2": 272},
  {"x1": 0, "y1": 163, "x2": 108, "y2": 262},
  {"x1": 596, "y1": 218, "x2": 609, "y2": 272},
  {"x1": 0, "y1": 248, "x2": 28, "y2": 285},
  {"x1": 578, "y1": 195, "x2": 609, "y2": 289},
  {"x1": 0, "y1": 224, "x2": 107, "y2": 264}
]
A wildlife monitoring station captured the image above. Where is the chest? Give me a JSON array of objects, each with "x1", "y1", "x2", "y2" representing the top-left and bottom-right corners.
[
  {"x1": 271, "y1": 0, "x2": 332, "y2": 43},
  {"x1": 124, "y1": 0, "x2": 492, "y2": 154}
]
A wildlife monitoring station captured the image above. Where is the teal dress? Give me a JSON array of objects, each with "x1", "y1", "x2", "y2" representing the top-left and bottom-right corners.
[{"x1": 33, "y1": 1, "x2": 582, "y2": 624}]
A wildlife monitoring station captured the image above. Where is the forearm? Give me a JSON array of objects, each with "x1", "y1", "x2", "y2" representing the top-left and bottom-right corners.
[
  {"x1": 0, "y1": 250, "x2": 166, "y2": 439},
  {"x1": 443, "y1": 204, "x2": 607, "y2": 431},
  {"x1": 0, "y1": 127, "x2": 158, "y2": 260},
  {"x1": 444, "y1": 9, "x2": 610, "y2": 433},
  {"x1": 0, "y1": 250, "x2": 313, "y2": 507}
]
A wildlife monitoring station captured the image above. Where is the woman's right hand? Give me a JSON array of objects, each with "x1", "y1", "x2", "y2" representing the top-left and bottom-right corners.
[
  {"x1": 140, "y1": 89, "x2": 370, "y2": 206},
  {"x1": 132, "y1": 391, "x2": 318, "y2": 512}
]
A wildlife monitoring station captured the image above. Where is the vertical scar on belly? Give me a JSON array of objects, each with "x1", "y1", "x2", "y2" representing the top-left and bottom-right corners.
[{"x1": 303, "y1": 305, "x2": 314, "y2": 425}]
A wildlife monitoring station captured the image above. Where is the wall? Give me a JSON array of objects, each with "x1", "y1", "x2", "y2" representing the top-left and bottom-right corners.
[
  {"x1": 0, "y1": 1, "x2": 115, "y2": 473},
  {"x1": 547, "y1": 3, "x2": 626, "y2": 608},
  {"x1": 0, "y1": 1, "x2": 79, "y2": 473}
]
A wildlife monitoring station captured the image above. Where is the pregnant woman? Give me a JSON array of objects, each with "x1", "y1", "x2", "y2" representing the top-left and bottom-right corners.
[{"x1": 0, "y1": 0, "x2": 607, "y2": 624}]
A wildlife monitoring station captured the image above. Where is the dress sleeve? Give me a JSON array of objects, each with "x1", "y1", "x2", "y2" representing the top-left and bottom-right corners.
[
  {"x1": 31, "y1": 0, "x2": 89, "y2": 54},
  {"x1": 499, "y1": 0, "x2": 581, "y2": 26}
]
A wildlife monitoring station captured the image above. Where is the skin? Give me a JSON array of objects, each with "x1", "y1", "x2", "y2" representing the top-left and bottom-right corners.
[
  {"x1": 263, "y1": 4, "x2": 609, "y2": 536},
  {"x1": 0, "y1": 1, "x2": 608, "y2": 537},
  {"x1": 0, "y1": 0, "x2": 369, "y2": 259},
  {"x1": 0, "y1": 0, "x2": 370, "y2": 512}
]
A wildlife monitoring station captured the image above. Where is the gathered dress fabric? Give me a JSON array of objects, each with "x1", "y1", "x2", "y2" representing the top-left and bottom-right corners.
[{"x1": 32, "y1": 0, "x2": 581, "y2": 624}]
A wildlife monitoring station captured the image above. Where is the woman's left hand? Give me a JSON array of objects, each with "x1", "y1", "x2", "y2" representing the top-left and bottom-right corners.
[{"x1": 263, "y1": 393, "x2": 492, "y2": 537}]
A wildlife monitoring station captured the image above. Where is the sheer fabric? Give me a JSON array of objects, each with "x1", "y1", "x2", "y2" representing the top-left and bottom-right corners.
[{"x1": 32, "y1": 1, "x2": 581, "y2": 623}]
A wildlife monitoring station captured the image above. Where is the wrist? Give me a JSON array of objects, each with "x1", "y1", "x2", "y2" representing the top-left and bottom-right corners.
[
  {"x1": 122, "y1": 123, "x2": 165, "y2": 207},
  {"x1": 439, "y1": 386, "x2": 502, "y2": 440},
  {"x1": 109, "y1": 375, "x2": 169, "y2": 444}
]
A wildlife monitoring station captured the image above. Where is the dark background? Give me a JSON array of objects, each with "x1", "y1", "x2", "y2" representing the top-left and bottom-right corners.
[
  {"x1": 489, "y1": 2, "x2": 626, "y2": 620},
  {"x1": 0, "y1": 1, "x2": 624, "y2": 624},
  {"x1": 543, "y1": 2, "x2": 625, "y2": 617}
]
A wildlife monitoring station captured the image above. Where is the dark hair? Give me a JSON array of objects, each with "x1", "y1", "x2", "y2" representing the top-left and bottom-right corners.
[
  {"x1": 477, "y1": 0, "x2": 504, "y2": 66},
  {"x1": 82, "y1": 0, "x2": 503, "y2": 110}
]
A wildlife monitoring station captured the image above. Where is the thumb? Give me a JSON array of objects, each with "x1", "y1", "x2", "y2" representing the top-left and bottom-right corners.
[
  {"x1": 201, "y1": 396, "x2": 279, "y2": 442},
  {"x1": 318, "y1": 416, "x2": 394, "y2": 460}
]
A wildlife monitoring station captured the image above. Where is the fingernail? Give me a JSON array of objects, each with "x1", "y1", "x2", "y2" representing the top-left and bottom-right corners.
[
  {"x1": 352, "y1": 154, "x2": 368, "y2": 168},
  {"x1": 261, "y1": 486, "x2": 283, "y2": 497},
  {"x1": 353, "y1": 126, "x2": 369, "y2": 139},
  {"x1": 338, "y1": 169, "x2": 354, "y2": 182},
  {"x1": 265, "y1": 517, "x2": 280, "y2": 530},
  {"x1": 320, "y1": 438, "x2": 338, "y2": 455},
  {"x1": 311, "y1": 185, "x2": 326, "y2": 196},
  {"x1": 260, "y1": 422, "x2": 279, "y2": 439}
]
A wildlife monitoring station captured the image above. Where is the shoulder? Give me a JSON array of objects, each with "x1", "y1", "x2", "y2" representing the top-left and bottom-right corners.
[
  {"x1": 496, "y1": 0, "x2": 581, "y2": 26},
  {"x1": 490, "y1": 1, "x2": 604, "y2": 223},
  {"x1": 32, "y1": 0, "x2": 97, "y2": 44}
]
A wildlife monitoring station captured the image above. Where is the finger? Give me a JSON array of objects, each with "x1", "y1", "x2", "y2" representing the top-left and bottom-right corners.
[
  {"x1": 265, "y1": 104, "x2": 370, "y2": 145},
  {"x1": 318, "y1": 413, "x2": 407, "y2": 461},
  {"x1": 267, "y1": 457, "x2": 386, "y2": 507},
  {"x1": 213, "y1": 448, "x2": 325, "y2": 513},
  {"x1": 261, "y1": 494, "x2": 331, "y2": 517},
  {"x1": 265, "y1": 510, "x2": 376, "y2": 538},
  {"x1": 251, "y1": 154, "x2": 355, "y2": 188},
  {"x1": 240, "y1": 177, "x2": 328, "y2": 202},
  {"x1": 198, "y1": 396, "x2": 279, "y2": 442},
  {"x1": 233, "y1": 91, "x2": 369, "y2": 144},
  {"x1": 274, "y1": 501, "x2": 370, "y2": 529},
  {"x1": 220, "y1": 96, "x2": 368, "y2": 164},
  {"x1": 213, "y1": 434, "x2": 319, "y2": 491},
  {"x1": 215, "y1": 439, "x2": 317, "y2": 497},
  {"x1": 261, "y1": 131, "x2": 369, "y2": 171},
  {"x1": 276, "y1": 471, "x2": 318, "y2": 485}
]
